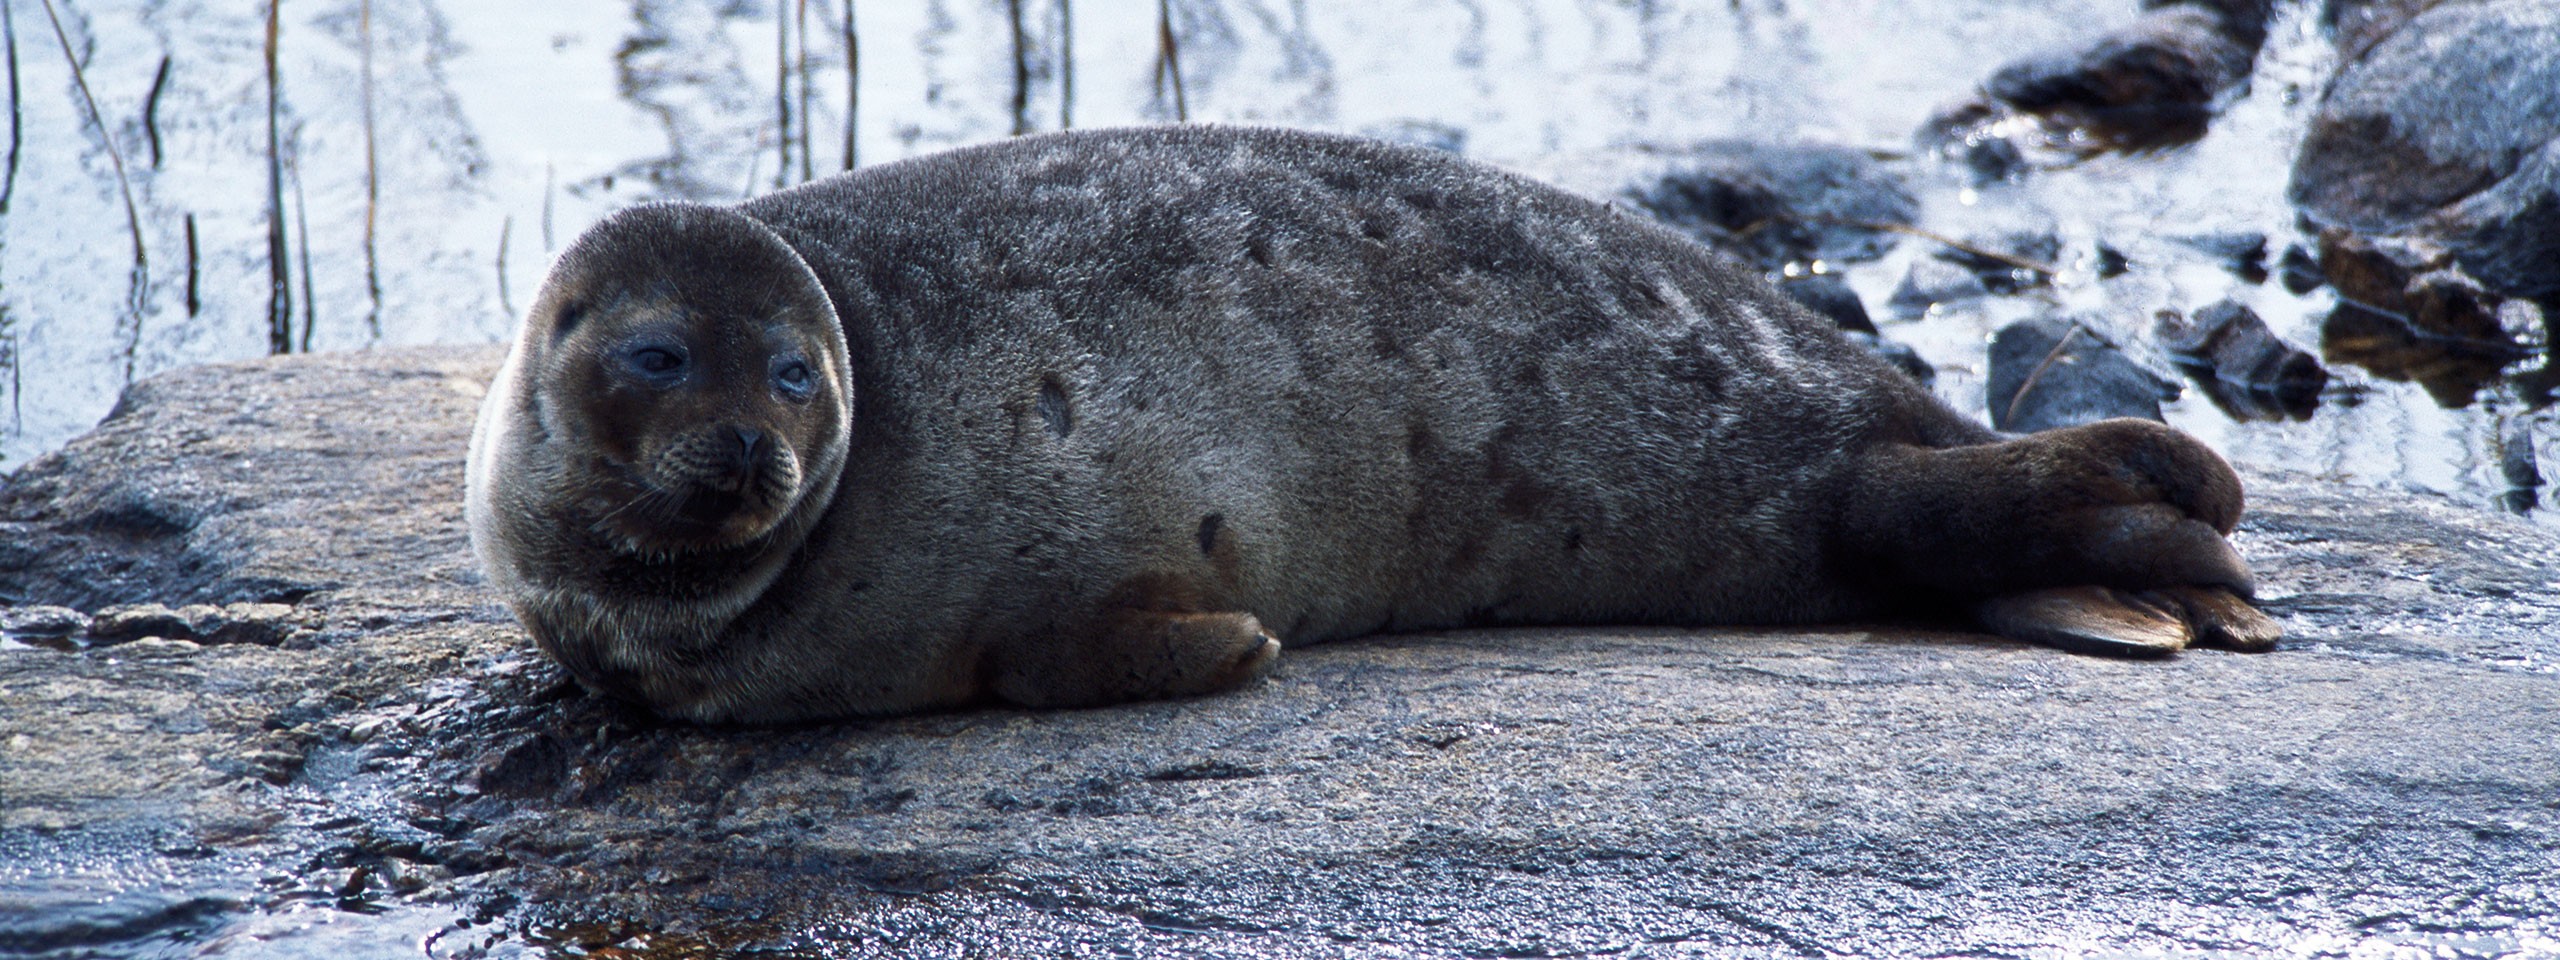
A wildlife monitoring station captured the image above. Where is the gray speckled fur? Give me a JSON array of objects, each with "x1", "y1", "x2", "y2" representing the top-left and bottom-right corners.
[{"x1": 472, "y1": 125, "x2": 2253, "y2": 723}]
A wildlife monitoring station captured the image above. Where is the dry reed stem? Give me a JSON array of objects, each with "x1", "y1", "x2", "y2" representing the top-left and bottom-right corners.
[
  {"x1": 360, "y1": 0, "x2": 380, "y2": 341},
  {"x1": 1155, "y1": 0, "x2": 1185, "y2": 121},
  {"x1": 262, "y1": 0, "x2": 291, "y2": 354},
  {"x1": 496, "y1": 215, "x2": 515, "y2": 320},
  {"x1": 291, "y1": 145, "x2": 315, "y2": 352},
  {"x1": 1008, "y1": 0, "x2": 1029, "y2": 135},
  {"x1": 774, "y1": 5, "x2": 790, "y2": 189},
  {"x1": 183, "y1": 212, "x2": 199, "y2": 316},
  {"x1": 1057, "y1": 0, "x2": 1072, "y2": 129},
  {"x1": 40, "y1": 0, "x2": 151, "y2": 376},
  {"x1": 141, "y1": 54, "x2": 167, "y2": 168},
  {"x1": 3, "y1": 0, "x2": 21, "y2": 215},
  {"x1": 2003, "y1": 322, "x2": 2084, "y2": 428},
  {"x1": 795, "y1": 0, "x2": 811, "y2": 181},
  {"x1": 841, "y1": 0, "x2": 857, "y2": 170}
]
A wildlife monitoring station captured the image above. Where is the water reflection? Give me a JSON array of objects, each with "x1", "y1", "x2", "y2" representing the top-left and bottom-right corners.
[{"x1": 0, "y1": 0, "x2": 2550, "y2": 526}]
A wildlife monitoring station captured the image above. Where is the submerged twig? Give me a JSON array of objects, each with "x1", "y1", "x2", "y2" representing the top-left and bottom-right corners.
[
  {"x1": 41, "y1": 0, "x2": 150, "y2": 376},
  {"x1": 262, "y1": 0, "x2": 291, "y2": 354},
  {"x1": 1154, "y1": 0, "x2": 1185, "y2": 122},
  {"x1": 841, "y1": 0, "x2": 857, "y2": 170},
  {"x1": 359, "y1": 0, "x2": 380, "y2": 342},
  {"x1": 1736, "y1": 212, "x2": 2062, "y2": 277},
  {"x1": 142, "y1": 54, "x2": 168, "y2": 168}
]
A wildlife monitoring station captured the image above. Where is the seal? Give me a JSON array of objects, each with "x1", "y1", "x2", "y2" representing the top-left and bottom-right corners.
[{"x1": 466, "y1": 125, "x2": 2277, "y2": 724}]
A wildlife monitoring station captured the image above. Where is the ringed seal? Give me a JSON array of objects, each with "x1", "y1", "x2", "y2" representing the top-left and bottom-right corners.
[{"x1": 466, "y1": 125, "x2": 2277, "y2": 724}]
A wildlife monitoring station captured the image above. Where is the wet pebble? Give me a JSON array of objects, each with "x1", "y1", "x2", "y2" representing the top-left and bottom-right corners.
[
  {"x1": 1777, "y1": 272, "x2": 1874, "y2": 333},
  {"x1": 0, "y1": 605, "x2": 89, "y2": 641},
  {"x1": 2501, "y1": 421, "x2": 2543, "y2": 514}
]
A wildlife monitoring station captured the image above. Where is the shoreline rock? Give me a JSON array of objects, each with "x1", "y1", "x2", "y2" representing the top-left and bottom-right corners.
[{"x1": 4, "y1": 347, "x2": 2557, "y2": 957}]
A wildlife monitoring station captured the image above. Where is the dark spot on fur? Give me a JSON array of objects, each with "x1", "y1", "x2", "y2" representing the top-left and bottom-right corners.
[
  {"x1": 1405, "y1": 423, "x2": 1435, "y2": 459},
  {"x1": 849, "y1": 580, "x2": 871, "y2": 592},
  {"x1": 1401, "y1": 190, "x2": 1442, "y2": 211},
  {"x1": 1449, "y1": 535, "x2": 1487, "y2": 573},
  {"x1": 1246, "y1": 235, "x2": 1274, "y2": 267},
  {"x1": 1499, "y1": 479, "x2": 1553, "y2": 517},
  {"x1": 1037, "y1": 377, "x2": 1073, "y2": 438},
  {"x1": 1514, "y1": 361, "x2": 1546, "y2": 390},
  {"x1": 1288, "y1": 613, "x2": 1311, "y2": 638},
  {"x1": 1370, "y1": 325, "x2": 1406, "y2": 362},
  {"x1": 550, "y1": 300, "x2": 589, "y2": 341},
  {"x1": 1563, "y1": 527, "x2": 1584, "y2": 551},
  {"x1": 1361, "y1": 216, "x2": 1393, "y2": 243},
  {"x1": 1196, "y1": 514, "x2": 1224, "y2": 555}
]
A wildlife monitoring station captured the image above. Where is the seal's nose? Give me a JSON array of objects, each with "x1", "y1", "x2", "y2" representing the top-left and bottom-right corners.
[{"x1": 732, "y1": 427, "x2": 767, "y2": 476}]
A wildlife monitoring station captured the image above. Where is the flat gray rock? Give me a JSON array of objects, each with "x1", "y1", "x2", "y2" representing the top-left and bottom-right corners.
[{"x1": 3, "y1": 347, "x2": 2557, "y2": 957}]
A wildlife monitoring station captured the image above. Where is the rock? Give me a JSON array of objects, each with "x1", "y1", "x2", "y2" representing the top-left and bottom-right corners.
[
  {"x1": 5, "y1": 347, "x2": 2560, "y2": 956},
  {"x1": 1775, "y1": 272, "x2": 1873, "y2": 333},
  {"x1": 2289, "y1": 0, "x2": 2560, "y2": 300},
  {"x1": 1888, "y1": 257, "x2": 1994, "y2": 318},
  {"x1": 0, "y1": 605, "x2": 87, "y2": 640},
  {"x1": 87, "y1": 603, "x2": 197, "y2": 646},
  {"x1": 1921, "y1": 0, "x2": 2274, "y2": 165},
  {"x1": 1623, "y1": 141, "x2": 1917, "y2": 270},
  {"x1": 1986, "y1": 317, "x2": 2179, "y2": 432},
  {"x1": 1842, "y1": 331, "x2": 1936, "y2": 386},
  {"x1": 2155, "y1": 299, "x2": 2328, "y2": 421}
]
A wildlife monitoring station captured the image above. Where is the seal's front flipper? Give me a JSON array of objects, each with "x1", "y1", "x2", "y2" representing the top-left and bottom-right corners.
[
  {"x1": 1976, "y1": 586, "x2": 2191, "y2": 656},
  {"x1": 993, "y1": 607, "x2": 1280, "y2": 709}
]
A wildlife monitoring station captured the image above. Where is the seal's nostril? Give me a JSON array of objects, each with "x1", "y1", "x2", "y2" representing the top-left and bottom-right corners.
[{"x1": 735, "y1": 427, "x2": 766, "y2": 465}]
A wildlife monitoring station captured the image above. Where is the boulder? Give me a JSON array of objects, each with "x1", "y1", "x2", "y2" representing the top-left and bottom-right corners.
[{"x1": 4, "y1": 347, "x2": 2557, "y2": 956}]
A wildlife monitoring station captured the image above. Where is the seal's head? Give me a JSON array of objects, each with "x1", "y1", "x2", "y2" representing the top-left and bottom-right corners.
[
  {"x1": 466, "y1": 202, "x2": 853, "y2": 709},
  {"x1": 515, "y1": 203, "x2": 848, "y2": 556}
]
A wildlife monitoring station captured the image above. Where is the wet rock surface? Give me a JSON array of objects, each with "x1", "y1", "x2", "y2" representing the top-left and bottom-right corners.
[
  {"x1": 1920, "y1": 0, "x2": 2275, "y2": 165},
  {"x1": 1986, "y1": 317, "x2": 2180, "y2": 432},
  {"x1": 5, "y1": 348, "x2": 2560, "y2": 957}
]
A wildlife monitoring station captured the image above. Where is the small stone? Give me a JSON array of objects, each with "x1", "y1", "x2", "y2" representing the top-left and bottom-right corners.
[
  {"x1": 201, "y1": 603, "x2": 298, "y2": 646},
  {"x1": 87, "y1": 604, "x2": 196, "y2": 645},
  {"x1": 0, "y1": 605, "x2": 89, "y2": 639},
  {"x1": 1889, "y1": 258, "x2": 1993, "y2": 318}
]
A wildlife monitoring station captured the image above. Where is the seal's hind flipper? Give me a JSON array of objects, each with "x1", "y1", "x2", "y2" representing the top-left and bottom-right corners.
[
  {"x1": 2150, "y1": 584, "x2": 2281, "y2": 652},
  {"x1": 1976, "y1": 586, "x2": 2192, "y2": 656},
  {"x1": 1976, "y1": 584, "x2": 2281, "y2": 656}
]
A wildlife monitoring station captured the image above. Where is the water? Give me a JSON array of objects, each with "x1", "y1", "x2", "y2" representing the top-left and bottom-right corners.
[{"x1": 2, "y1": 0, "x2": 2550, "y2": 523}]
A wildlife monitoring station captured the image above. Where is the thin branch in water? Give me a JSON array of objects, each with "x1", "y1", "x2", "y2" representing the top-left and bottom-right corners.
[
  {"x1": 1057, "y1": 0, "x2": 1072, "y2": 129},
  {"x1": 1, "y1": 0, "x2": 20, "y2": 216},
  {"x1": 2003, "y1": 321, "x2": 2084, "y2": 428},
  {"x1": 41, "y1": 0, "x2": 151, "y2": 376},
  {"x1": 262, "y1": 0, "x2": 291, "y2": 354},
  {"x1": 840, "y1": 0, "x2": 857, "y2": 170},
  {"x1": 183, "y1": 212, "x2": 199, "y2": 316},
  {"x1": 359, "y1": 0, "x2": 380, "y2": 342},
  {"x1": 795, "y1": 0, "x2": 811, "y2": 182},
  {"x1": 1154, "y1": 0, "x2": 1186, "y2": 122},
  {"x1": 2, "y1": 0, "x2": 21, "y2": 215},
  {"x1": 292, "y1": 143, "x2": 315, "y2": 352},
  {"x1": 773, "y1": 2, "x2": 790, "y2": 189},
  {"x1": 1007, "y1": 0, "x2": 1029, "y2": 135},
  {"x1": 141, "y1": 54, "x2": 168, "y2": 168},
  {"x1": 495, "y1": 215, "x2": 515, "y2": 320}
]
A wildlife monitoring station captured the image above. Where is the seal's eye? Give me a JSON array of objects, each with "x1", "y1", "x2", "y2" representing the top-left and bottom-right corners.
[
  {"x1": 773, "y1": 357, "x2": 815, "y2": 402},
  {"x1": 626, "y1": 345, "x2": 688, "y2": 384}
]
